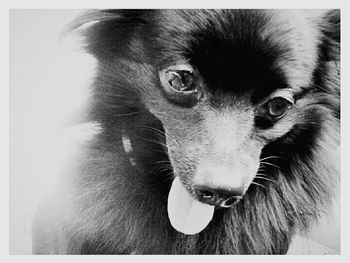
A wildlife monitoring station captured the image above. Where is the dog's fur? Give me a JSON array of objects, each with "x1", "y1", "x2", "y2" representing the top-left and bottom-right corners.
[{"x1": 32, "y1": 10, "x2": 340, "y2": 254}]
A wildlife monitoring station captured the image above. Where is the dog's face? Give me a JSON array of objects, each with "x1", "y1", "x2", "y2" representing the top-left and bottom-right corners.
[
  {"x1": 126, "y1": 10, "x2": 329, "y2": 204},
  {"x1": 73, "y1": 9, "x2": 339, "y2": 235}
]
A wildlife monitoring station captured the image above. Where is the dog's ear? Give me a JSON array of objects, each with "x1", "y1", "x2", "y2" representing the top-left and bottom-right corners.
[
  {"x1": 319, "y1": 9, "x2": 340, "y2": 62},
  {"x1": 66, "y1": 9, "x2": 152, "y2": 61}
]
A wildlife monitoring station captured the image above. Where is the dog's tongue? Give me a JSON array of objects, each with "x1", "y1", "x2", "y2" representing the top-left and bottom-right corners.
[{"x1": 167, "y1": 177, "x2": 214, "y2": 235}]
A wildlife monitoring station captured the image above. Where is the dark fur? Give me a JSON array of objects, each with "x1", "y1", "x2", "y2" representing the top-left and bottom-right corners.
[{"x1": 32, "y1": 10, "x2": 340, "y2": 254}]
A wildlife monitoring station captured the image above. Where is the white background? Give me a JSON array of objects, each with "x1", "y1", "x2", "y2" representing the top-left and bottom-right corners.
[{"x1": 10, "y1": 10, "x2": 96, "y2": 254}]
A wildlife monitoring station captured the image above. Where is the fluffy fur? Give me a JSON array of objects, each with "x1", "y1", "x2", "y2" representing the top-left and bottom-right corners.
[{"x1": 32, "y1": 9, "x2": 340, "y2": 254}]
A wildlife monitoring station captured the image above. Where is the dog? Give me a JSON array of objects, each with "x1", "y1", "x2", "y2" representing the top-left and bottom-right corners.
[{"x1": 32, "y1": 9, "x2": 340, "y2": 254}]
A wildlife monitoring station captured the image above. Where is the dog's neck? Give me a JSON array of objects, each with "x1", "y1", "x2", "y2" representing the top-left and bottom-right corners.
[
  {"x1": 120, "y1": 121, "x2": 173, "y2": 197},
  {"x1": 121, "y1": 131, "x2": 137, "y2": 167}
]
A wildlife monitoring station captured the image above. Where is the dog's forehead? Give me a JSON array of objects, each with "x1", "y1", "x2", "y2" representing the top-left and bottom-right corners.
[{"x1": 156, "y1": 10, "x2": 319, "y2": 98}]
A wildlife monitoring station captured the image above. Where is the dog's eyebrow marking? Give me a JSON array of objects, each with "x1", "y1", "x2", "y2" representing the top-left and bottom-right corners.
[
  {"x1": 268, "y1": 88, "x2": 295, "y2": 101},
  {"x1": 258, "y1": 86, "x2": 308, "y2": 106}
]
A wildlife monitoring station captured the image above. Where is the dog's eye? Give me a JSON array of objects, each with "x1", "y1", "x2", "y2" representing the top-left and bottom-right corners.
[
  {"x1": 267, "y1": 97, "x2": 293, "y2": 118},
  {"x1": 159, "y1": 65, "x2": 201, "y2": 107},
  {"x1": 166, "y1": 70, "x2": 196, "y2": 94}
]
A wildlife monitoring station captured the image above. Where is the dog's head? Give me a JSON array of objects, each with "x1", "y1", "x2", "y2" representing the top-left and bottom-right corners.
[{"x1": 71, "y1": 9, "x2": 340, "y2": 235}]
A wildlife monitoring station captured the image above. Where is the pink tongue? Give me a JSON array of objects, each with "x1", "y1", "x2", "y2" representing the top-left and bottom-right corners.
[{"x1": 167, "y1": 177, "x2": 215, "y2": 235}]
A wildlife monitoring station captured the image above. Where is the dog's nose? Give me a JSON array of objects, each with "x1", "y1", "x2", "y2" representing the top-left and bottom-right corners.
[{"x1": 193, "y1": 186, "x2": 244, "y2": 208}]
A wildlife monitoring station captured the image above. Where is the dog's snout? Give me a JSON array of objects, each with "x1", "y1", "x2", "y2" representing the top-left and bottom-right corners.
[{"x1": 194, "y1": 186, "x2": 244, "y2": 208}]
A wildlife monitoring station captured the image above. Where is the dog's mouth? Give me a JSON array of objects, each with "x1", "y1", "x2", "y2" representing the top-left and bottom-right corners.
[{"x1": 167, "y1": 177, "x2": 244, "y2": 235}]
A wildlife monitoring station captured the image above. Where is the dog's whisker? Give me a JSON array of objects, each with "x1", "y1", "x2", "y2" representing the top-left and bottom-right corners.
[
  {"x1": 255, "y1": 172, "x2": 268, "y2": 176},
  {"x1": 156, "y1": 160, "x2": 171, "y2": 164},
  {"x1": 136, "y1": 125, "x2": 179, "y2": 146},
  {"x1": 158, "y1": 167, "x2": 172, "y2": 173},
  {"x1": 163, "y1": 173, "x2": 175, "y2": 182},
  {"x1": 138, "y1": 125, "x2": 167, "y2": 137},
  {"x1": 114, "y1": 112, "x2": 139, "y2": 117},
  {"x1": 259, "y1": 156, "x2": 282, "y2": 162},
  {"x1": 251, "y1": 181, "x2": 266, "y2": 189},
  {"x1": 254, "y1": 176, "x2": 275, "y2": 183},
  {"x1": 135, "y1": 135, "x2": 169, "y2": 149},
  {"x1": 260, "y1": 161, "x2": 281, "y2": 169}
]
